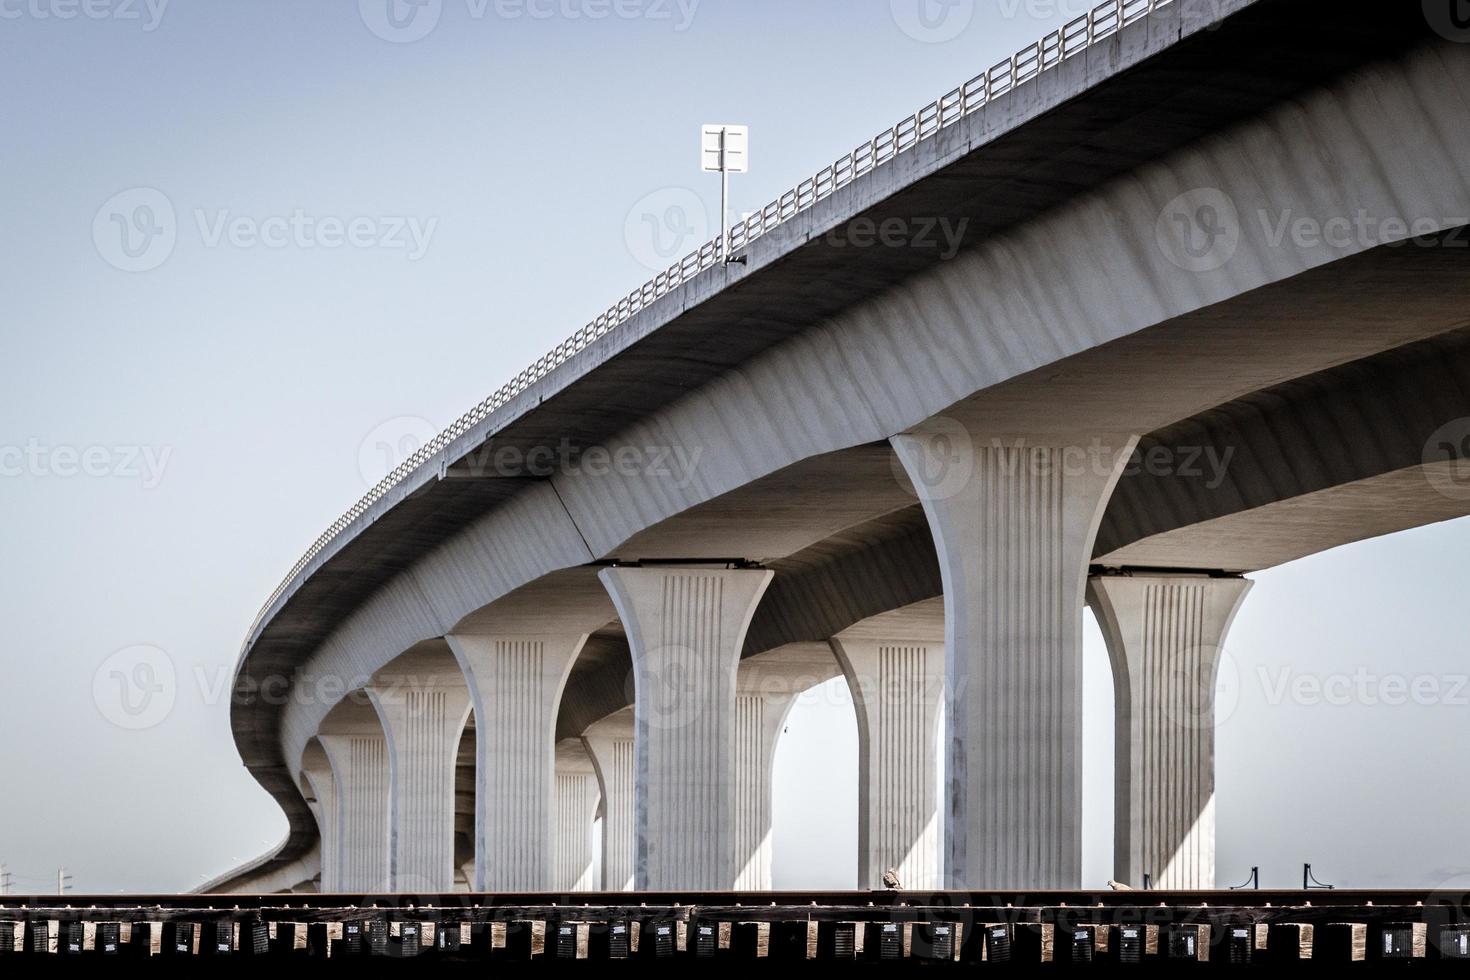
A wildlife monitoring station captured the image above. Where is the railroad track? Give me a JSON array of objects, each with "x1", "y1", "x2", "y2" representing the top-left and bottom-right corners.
[{"x1": 3, "y1": 890, "x2": 1469, "y2": 967}]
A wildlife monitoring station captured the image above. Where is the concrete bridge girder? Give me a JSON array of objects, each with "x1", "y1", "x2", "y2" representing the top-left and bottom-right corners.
[
  {"x1": 279, "y1": 37, "x2": 1470, "y2": 796},
  {"x1": 233, "y1": 31, "x2": 1470, "y2": 892}
]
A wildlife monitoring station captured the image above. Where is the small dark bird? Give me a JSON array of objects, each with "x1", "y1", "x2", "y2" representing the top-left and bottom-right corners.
[{"x1": 882, "y1": 869, "x2": 902, "y2": 890}]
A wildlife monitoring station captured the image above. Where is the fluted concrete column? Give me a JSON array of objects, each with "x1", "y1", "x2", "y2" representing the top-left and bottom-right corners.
[
  {"x1": 582, "y1": 708, "x2": 635, "y2": 891},
  {"x1": 553, "y1": 740, "x2": 601, "y2": 891},
  {"x1": 367, "y1": 662, "x2": 473, "y2": 893},
  {"x1": 301, "y1": 744, "x2": 340, "y2": 892},
  {"x1": 318, "y1": 726, "x2": 390, "y2": 892},
  {"x1": 830, "y1": 633, "x2": 944, "y2": 890},
  {"x1": 445, "y1": 633, "x2": 585, "y2": 891},
  {"x1": 732, "y1": 644, "x2": 841, "y2": 890},
  {"x1": 1087, "y1": 574, "x2": 1253, "y2": 889},
  {"x1": 893, "y1": 427, "x2": 1137, "y2": 888},
  {"x1": 598, "y1": 565, "x2": 774, "y2": 890}
]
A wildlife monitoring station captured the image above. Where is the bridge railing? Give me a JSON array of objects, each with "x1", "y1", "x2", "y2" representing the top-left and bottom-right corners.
[{"x1": 247, "y1": 0, "x2": 1180, "y2": 638}]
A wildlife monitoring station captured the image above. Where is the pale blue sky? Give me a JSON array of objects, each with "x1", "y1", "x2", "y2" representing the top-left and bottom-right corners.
[{"x1": 2, "y1": 1, "x2": 1466, "y2": 894}]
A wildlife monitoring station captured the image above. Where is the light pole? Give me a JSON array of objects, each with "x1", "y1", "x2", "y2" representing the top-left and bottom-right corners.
[{"x1": 700, "y1": 124, "x2": 748, "y2": 264}]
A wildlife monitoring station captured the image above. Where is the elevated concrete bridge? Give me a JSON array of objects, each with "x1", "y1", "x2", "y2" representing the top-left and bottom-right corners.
[{"x1": 212, "y1": 0, "x2": 1470, "y2": 896}]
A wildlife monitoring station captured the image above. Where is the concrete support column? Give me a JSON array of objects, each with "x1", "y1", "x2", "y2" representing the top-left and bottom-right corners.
[
  {"x1": 730, "y1": 644, "x2": 841, "y2": 890},
  {"x1": 598, "y1": 565, "x2": 774, "y2": 890},
  {"x1": 367, "y1": 668, "x2": 472, "y2": 893},
  {"x1": 301, "y1": 745, "x2": 340, "y2": 892},
  {"x1": 830, "y1": 634, "x2": 944, "y2": 890},
  {"x1": 731, "y1": 688, "x2": 791, "y2": 891},
  {"x1": 582, "y1": 708, "x2": 635, "y2": 891},
  {"x1": 553, "y1": 740, "x2": 602, "y2": 892},
  {"x1": 445, "y1": 633, "x2": 585, "y2": 891},
  {"x1": 317, "y1": 729, "x2": 390, "y2": 892},
  {"x1": 893, "y1": 427, "x2": 1137, "y2": 888},
  {"x1": 1087, "y1": 574, "x2": 1253, "y2": 889}
]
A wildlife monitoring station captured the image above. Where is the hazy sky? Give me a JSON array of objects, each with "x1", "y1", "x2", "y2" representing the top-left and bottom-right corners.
[{"x1": 3, "y1": 1, "x2": 1467, "y2": 895}]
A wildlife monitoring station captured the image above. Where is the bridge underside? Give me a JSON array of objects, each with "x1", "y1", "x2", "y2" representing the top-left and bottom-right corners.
[{"x1": 219, "y1": 0, "x2": 1470, "y2": 894}]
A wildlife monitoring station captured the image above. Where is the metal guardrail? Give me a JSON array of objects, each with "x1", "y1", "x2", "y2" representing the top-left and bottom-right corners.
[
  {"x1": 248, "y1": 0, "x2": 1177, "y2": 636},
  {"x1": 0, "y1": 887, "x2": 1449, "y2": 913}
]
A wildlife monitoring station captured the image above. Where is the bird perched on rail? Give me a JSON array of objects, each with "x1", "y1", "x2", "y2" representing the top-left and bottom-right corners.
[
  {"x1": 1107, "y1": 880, "x2": 1133, "y2": 891},
  {"x1": 882, "y1": 869, "x2": 902, "y2": 890}
]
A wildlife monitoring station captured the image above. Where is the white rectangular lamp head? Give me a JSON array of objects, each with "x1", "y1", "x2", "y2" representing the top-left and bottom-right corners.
[{"x1": 701, "y1": 124, "x2": 748, "y2": 173}]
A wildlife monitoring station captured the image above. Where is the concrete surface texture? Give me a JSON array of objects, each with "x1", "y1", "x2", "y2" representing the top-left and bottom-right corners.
[
  {"x1": 599, "y1": 566, "x2": 774, "y2": 890},
  {"x1": 581, "y1": 708, "x2": 635, "y2": 891},
  {"x1": 316, "y1": 706, "x2": 389, "y2": 892},
  {"x1": 1088, "y1": 574, "x2": 1255, "y2": 889},
  {"x1": 446, "y1": 633, "x2": 586, "y2": 891},
  {"x1": 830, "y1": 600, "x2": 945, "y2": 891},
  {"x1": 553, "y1": 739, "x2": 601, "y2": 892},
  {"x1": 366, "y1": 653, "x2": 473, "y2": 893}
]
